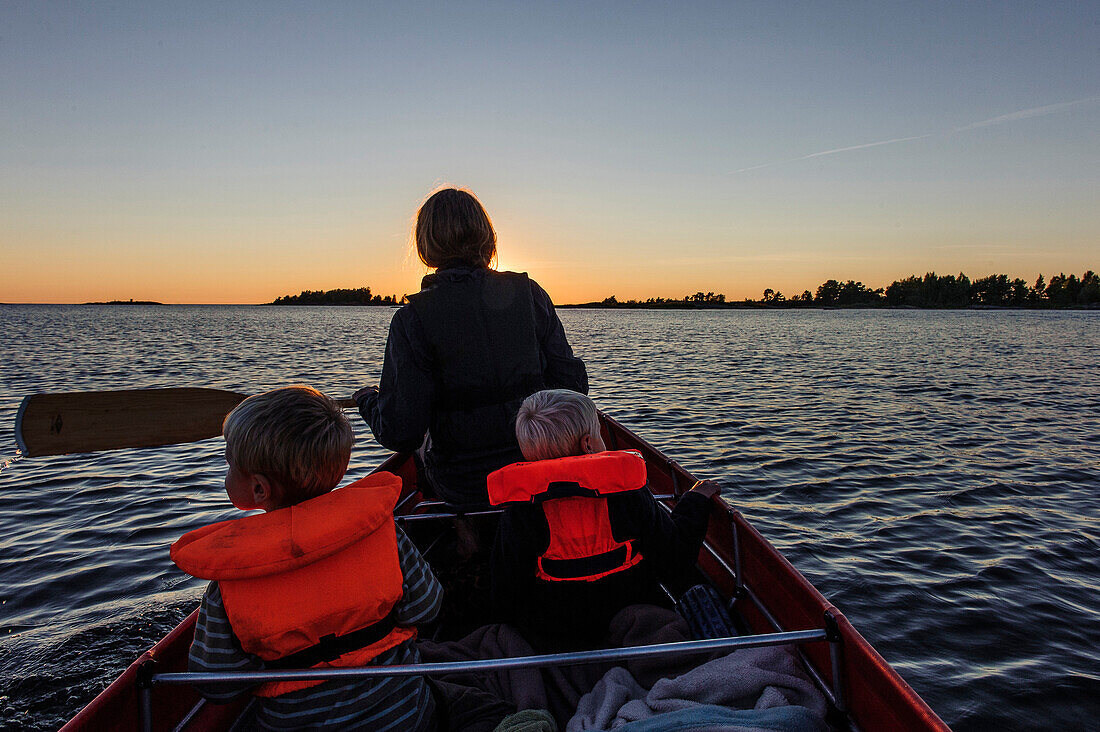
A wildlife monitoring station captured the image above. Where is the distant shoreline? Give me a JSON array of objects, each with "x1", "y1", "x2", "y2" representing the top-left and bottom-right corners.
[
  {"x1": 262, "y1": 302, "x2": 400, "y2": 307},
  {"x1": 84, "y1": 300, "x2": 165, "y2": 305},
  {"x1": 266, "y1": 287, "x2": 399, "y2": 306},
  {"x1": 562, "y1": 269, "x2": 1099, "y2": 309},
  {"x1": 559, "y1": 302, "x2": 1100, "y2": 311},
  {"x1": 0, "y1": 302, "x2": 1096, "y2": 310}
]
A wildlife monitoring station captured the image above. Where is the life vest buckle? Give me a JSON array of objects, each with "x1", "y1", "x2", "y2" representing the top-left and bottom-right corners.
[{"x1": 265, "y1": 611, "x2": 399, "y2": 669}]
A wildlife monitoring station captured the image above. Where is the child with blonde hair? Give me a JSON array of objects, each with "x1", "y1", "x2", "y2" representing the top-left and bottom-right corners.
[
  {"x1": 488, "y1": 389, "x2": 719, "y2": 649},
  {"x1": 171, "y1": 386, "x2": 443, "y2": 731}
]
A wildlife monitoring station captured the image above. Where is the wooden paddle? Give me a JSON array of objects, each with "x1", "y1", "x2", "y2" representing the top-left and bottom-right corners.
[{"x1": 14, "y1": 388, "x2": 358, "y2": 458}]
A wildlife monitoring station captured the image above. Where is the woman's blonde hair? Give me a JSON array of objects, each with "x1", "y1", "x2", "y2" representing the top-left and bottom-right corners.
[
  {"x1": 514, "y1": 389, "x2": 600, "y2": 461},
  {"x1": 222, "y1": 386, "x2": 354, "y2": 504},
  {"x1": 415, "y1": 188, "x2": 497, "y2": 269}
]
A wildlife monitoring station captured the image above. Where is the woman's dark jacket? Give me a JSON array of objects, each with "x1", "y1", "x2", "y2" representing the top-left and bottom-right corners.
[{"x1": 358, "y1": 267, "x2": 588, "y2": 507}]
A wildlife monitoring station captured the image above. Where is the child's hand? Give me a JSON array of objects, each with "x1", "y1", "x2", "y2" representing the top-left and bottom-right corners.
[
  {"x1": 353, "y1": 386, "x2": 379, "y2": 404},
  {"x1": 689, "y1": 479, "x2": 721, "y2": 499}
]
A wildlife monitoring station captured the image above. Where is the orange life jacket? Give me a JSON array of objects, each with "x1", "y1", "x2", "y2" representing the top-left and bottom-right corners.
[
  {"x1": 487, "y1": 450, "x2": 649, "y2": 582},
  {"x1": 170, "y1": 472, "x2": 415, "y2": 697}
]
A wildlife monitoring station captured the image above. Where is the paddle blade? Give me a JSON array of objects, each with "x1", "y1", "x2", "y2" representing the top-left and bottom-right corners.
[{"x1": 14, "y1": 388, "x2": 248, "y2": 458}]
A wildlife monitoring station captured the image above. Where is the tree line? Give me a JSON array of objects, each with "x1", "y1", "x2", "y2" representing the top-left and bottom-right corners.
[
  {"x1": 269, "y1": 287, "x2": 401, "y2": 306},
  {"x1": 580, "y1": 271, "x2": 1099, "y2": 309},
  {"x1": 592, "y1": 292, "x2": 728, "y2": 308}
]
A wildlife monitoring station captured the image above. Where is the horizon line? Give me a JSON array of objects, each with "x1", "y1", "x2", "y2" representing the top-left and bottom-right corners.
[{"x1": 3, "y1": 266, "x2": 1094, "y2": 307}]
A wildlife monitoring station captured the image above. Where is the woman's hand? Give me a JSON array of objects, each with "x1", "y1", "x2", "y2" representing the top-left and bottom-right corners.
[
  {"x1": 688, "y1": 479, "x2": 721, "y2": 499},
  {"x1": 352, "y1": 386, "x2": 379, "y2": 404}
]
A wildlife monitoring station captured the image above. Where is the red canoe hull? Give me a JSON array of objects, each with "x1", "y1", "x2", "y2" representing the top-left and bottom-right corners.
[{"x1": 62, "y1": 415, "x2": 948, "y2": 731}]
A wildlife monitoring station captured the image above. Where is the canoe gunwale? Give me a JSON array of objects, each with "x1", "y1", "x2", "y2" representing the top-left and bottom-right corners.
[{"x1": 146, "y1": 629, "x2": 832, "y2": 687}]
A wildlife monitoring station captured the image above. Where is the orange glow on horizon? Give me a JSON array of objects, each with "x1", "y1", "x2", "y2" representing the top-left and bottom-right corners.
[
  {"x1": 2, "y1": 224, "x2": 1095, "y2": 305},
  {"x1": 2, "y1": 263, "x2": 1094, "y2": 306}
]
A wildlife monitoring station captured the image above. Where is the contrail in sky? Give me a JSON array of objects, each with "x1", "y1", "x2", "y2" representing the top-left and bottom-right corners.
[
  {"x1": 729, "y1": 95, "x2": 1100, "y2": 174},
  {"x1": 729, "y1": 134, "x2": 932, "y2": 173},
  {"x1": 953, "y1": 95, "x2": 1100, "y2": 131}
]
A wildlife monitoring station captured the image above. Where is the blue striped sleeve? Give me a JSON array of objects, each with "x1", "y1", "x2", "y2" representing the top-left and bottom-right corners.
[
  {"x1": 188, "y1": 581, "x2": 263, "y2": 701},
  {"x1": 393, "y1": 525, "x2": 443, "y2": 625}
]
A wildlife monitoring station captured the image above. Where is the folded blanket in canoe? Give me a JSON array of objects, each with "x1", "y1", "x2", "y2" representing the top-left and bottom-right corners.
[
  {"x1": 416, "y1": 604, "x2": 707, "y2": 725},
  {"x1": 574, "y1": 705, "x2": 826, "y2": 732},
  {"x1": 417, "y1": 621, "x2": 578, "y2": 713},
  {"x1": 566, "y1": 645, "x2": 827, "y2": 731},
  {"x1": 566, "y1": 666, "x2": 648, "y2": 731}
]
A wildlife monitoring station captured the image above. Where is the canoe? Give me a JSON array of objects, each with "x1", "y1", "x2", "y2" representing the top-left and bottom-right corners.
[{"x1": 60, "y1": 413, "x2": 950, "y2": 731}]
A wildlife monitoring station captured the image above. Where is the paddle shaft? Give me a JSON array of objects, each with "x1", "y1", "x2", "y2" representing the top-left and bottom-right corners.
[{"x1": 15, "y1": 388, "x2": 358, "y2": 458}]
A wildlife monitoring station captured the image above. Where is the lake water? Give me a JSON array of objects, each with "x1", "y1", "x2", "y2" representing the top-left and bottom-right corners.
[{"x1": 0, "y1": 305, "x2": 1097, "y2": 730}]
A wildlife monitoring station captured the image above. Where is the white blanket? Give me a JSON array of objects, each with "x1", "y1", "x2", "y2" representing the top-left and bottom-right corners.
[{"x1": 566, "y1": 645, "x2": 827, "y2": 731}]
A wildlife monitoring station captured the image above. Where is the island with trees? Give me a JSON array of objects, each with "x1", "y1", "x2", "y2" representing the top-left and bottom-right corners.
[
  {"x1": 563, "y1": 270, "x2": 1099, "y2": 309},
  {"x1": 268, "y1": 287, "x2": 400, "y2": 306}
]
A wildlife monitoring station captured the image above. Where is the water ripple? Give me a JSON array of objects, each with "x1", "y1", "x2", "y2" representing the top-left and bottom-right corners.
[{"x1": 0, "y1": 305, "x2": 1097, "y2": 730}]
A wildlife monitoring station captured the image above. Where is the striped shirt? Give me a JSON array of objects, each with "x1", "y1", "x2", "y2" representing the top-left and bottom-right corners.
[{"x1": 188, "y1": 525, "x2": 442, "y2": 731}]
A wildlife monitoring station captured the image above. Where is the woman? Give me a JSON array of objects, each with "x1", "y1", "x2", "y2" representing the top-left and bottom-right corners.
[{"x1": 356, "y1": 188, "x2": 588, "y2": 508}]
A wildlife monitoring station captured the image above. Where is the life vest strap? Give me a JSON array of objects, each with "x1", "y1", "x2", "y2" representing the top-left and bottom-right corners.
[
  {"x1": 264, "y1": 610, "x2": 399, "y2": 670},
  {"x1": 538, "y1": 541, "x2": 640, "y2": 581}
]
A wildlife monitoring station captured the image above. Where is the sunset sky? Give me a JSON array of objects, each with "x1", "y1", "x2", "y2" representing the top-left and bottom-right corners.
[{"x1": 2, "y1": 2, "x2": 1097, "y2": 304}]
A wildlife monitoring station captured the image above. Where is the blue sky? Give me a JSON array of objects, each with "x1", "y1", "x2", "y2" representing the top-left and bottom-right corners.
[{"x1": 2, "y1": 2, "x2": 1097, "y2": 302}]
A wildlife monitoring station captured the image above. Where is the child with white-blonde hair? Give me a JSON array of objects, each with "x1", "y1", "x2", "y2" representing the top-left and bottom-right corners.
[
  {"x1": 512, "y1": 388, "x2": 603, "y2": 460},
  {"x1": 488, "y1": 389, "x2": 719, "y2": 649},
  {"x1": 171, "y1": 385, "x2": 443, "y2": 731}
]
